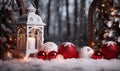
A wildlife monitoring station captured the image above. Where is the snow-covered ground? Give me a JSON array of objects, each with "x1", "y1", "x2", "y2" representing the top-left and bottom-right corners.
[{"x1": 0, "y1": 58, "x2": 120, "y2": 71}]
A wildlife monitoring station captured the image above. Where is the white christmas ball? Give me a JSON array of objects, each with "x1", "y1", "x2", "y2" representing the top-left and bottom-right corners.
[
  {"x1": 41, "y1": 42, "x2": 58, "y2": 53},
  {"x1": 79, "y1": 46, "x2": 94, "y2": 58}
]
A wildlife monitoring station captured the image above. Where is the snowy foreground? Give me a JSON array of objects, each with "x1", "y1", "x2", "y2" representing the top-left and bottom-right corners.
[{"x1": 0, "y1": 58, "x2": 120, "y2": 71}]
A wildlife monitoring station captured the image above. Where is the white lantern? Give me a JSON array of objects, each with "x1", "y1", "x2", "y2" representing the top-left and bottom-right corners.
[{"x1": 15, "y1": 4, "x2": 45, "y2": 58}]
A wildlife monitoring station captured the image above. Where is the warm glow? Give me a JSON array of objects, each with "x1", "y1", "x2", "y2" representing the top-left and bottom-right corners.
[
  {"x1": 21, "y1": 57, "x2": 27, "y2": 61},
  {"x1": 6, "y1": 52, "x2": 12, "y2": 58},
  {"x1": 96, "y1": 8, "x2": 100, "y2": 12},
  {"x1": 91, "y1": 42, "x2": 95, "y2": 47},
  {"x1": 111, "y1": 11, "x2": 115, "y2": 15},
  {"x1": 94, "y1": 29, "x2": 96, "y2": 32},
  {"x1": 56, "y1": 54, "x2": 64, "y2": 61},
  {"x1": 104, "y1": 32, "x2": 109, "y2": 37},
  {"x1": 23, "y1": 57, "x2": 27, "y2": 60},
  {"x1": 101, "y1": 4, "x2": 105, "y2": 7},
  {"x1": 9, "y1": 37, "x2": 12, "y2": 42},
  {"x1": 110, "y1": 8, "x2": 115, "y2": 11}
]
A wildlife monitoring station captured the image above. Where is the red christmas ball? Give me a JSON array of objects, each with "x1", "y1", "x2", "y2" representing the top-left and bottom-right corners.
[
  {"x1": 48, "y1": 51, "x2": 58, "y2": 60},
  {"x1": 92, "y1": 51, "x2": 103, "y2": 59},
  {"x1": 101, "y1": 41, "x2": 120, "y2": 59},
  {"x1": 36, "y1": 51, "x2": 47, "y2": 60},
  {"x1": 58, "y1": 42, "x2": 79, "y2": 59}
]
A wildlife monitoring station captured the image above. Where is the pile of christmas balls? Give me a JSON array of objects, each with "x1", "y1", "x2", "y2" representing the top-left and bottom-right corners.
[{"x1": 36, "y1": 41, "x2": 120, "y2": 60}]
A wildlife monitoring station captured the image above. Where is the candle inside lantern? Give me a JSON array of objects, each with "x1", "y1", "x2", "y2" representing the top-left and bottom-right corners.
[{"x1": 28, "y1": 37, "x2": 35, "y2": 50}]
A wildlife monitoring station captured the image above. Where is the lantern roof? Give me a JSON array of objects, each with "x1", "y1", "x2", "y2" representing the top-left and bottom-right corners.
[
  {"x1": 28, "y1": 4, "x2": 36, "y2": 12},
  {"x1": 17, "y1": 4, "x2": 45, "y2": 26}
]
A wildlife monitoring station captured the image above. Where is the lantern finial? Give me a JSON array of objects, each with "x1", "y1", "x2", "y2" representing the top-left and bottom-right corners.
[{"x1": 27, "y1": 4, "x2": 36, "y2": 13}]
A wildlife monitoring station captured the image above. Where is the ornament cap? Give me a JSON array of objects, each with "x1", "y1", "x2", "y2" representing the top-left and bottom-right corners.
[{"x1": 62, "y1": 42, "x2": 75, "y2": 47}]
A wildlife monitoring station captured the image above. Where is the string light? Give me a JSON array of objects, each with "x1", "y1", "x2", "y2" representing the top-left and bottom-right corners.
[
  {"x1": 101, "y1": 4, "x2": 105, "y2": 7},
  {"x1": 91, "y1": 42, "x2": 95, "y2": 47},
  {"x1": 9, "y1": 37, "x2": 12, "y2": 42},
  {"x1": 104, "y1": 32, "x2": 109, "y2": 38},
  {"x1": 96, "y1": 8, "x2": 100, "y2": 12}
]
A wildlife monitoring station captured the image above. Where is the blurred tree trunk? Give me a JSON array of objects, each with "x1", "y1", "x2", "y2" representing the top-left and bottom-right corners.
[
  {"x1": 34, "y1": 0, "x2": 39, "y2": 14},
  {"x1": 47, "y1": 0, "x2": 51, "y2": 35},
  {"x1": 83, "y1": 0, "x2": 87, "y2": 44},
  {"x1": 57, "y1": 0, "x2": 62, "y2": 39},
  {"x1": 74, "y1": 0, "x2": 78, "y2": 40},
  {"x1": 79, "y1": 0, "x2": 86, "y2": 44},
  {"x1": 66, "y1": 0, "x2": 70, "y2": 37},
  {"x1": 16, "y1": 0, "x2": 26, "y2": 15}
]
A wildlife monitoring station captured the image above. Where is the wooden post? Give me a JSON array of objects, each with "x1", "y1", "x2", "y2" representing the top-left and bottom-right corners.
[{"x1": 88, "y1": 0, "x2": 99, "y2": 47}]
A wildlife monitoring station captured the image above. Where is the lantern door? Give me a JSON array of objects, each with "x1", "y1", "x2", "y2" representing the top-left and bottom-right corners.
[
  {"x1": 17, "y1": 27, "x2": 26, "y2": 50},
  {"x1": 28, "y1": 27, "x2": 43, "y2": 50}
]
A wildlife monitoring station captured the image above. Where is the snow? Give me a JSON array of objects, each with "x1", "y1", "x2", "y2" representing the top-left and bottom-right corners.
[
  {"x1": 0, "y1": 58, "x2": 120, "y2": 71},
  {"x1": 118, "y1": 37, "x2": 120, "y2": 43},
  {"x1": 62, "y1": 42, "x2": 75, "y2": 47},
  {"x1": 104, "y1": 41, "x2": 117, "y2": 46},
  {"x1": 40, "y1": 42, "x2": 58, "y2": 53},
  {"x1": 114, "y1": 17, "x2": 120, "y2": 22},
  {"x1": 108, "y1": 30, "x2": 114, "y2": 38},
  {"x1": 107, "y1": 21, "x2": 113, "y2": 28}
]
